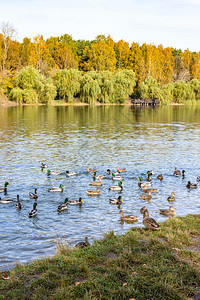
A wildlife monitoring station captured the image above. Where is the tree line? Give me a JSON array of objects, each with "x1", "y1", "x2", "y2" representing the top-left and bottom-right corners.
[{"x1": 1, "y1": 22, "x2": 200, "y2": 104}]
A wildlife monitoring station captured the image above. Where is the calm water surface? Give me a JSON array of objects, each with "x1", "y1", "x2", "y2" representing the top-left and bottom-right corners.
[{"x1": 0, "y1": 105, "x2": 200, "y2": 270}]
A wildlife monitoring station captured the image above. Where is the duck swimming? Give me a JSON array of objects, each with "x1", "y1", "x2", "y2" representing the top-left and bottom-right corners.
[
  {"x1": 173, "y1": 167, "x2": 181, "y2": 176},
  {"x1": 16, "y1": 195, "x2": 23, "y2": 209},
  {"x1": 0, "y1": 197, "x2": 13, "y2": 204},
  {"x1": 143, "y1": 187, "x2": 158, "y2": 193},
  {"x1": 29, "y1": 202, "x2": 37, "y2": 217},
  {"x1": 167, "y1": 192, "x2": 175, "y2": 201},
  {"x1": 47, "y1": 169, "x2": 62, "y2": 176},
  {"x1": 87, "y1": 188, "x2": 101, "y2": 196},
  {"x1": 139, "y1": 191, "x2": 152, "y2": 201},
  {"x1": 109, "y1": 181, "x2": 123, "y2": 191},
  {"x1": 186, "y1": 181, "x2": 197, "y2": 189},
  {"x1": 112, "y1": 173, "x2": 124, "y2": 181},
  {"x1": 49, "y1": 184, "x2": 65, "y2": 192},
  {"x1": 159, "y1": 206, "x2": 176, "y2": 216},
  {"x1": 75, "y1": 236, "x2": 90, "y2": 249},
  {"x1": 119, "y1": 210, "x2": 138, "y2": 223},
  {"x1": 57, "y1": 198, "x2": 68, "y2": 212},
  {"x1": 117, "y1": 166, "x2": 126, "y2": 173},
  {"x1": 87, "y1": 167, "x2": 97, "y2": 173},
  {"x1": 66, "y1": 197, "x2": 84, "y2": 205},
  {"x1": 29, "y1": 188, "x2": 38, "y2": 199},
  {"x1": 107, "y1": 169, "x2": 119, "y2": 176},
  {"x1": 157, "y1": 174, "x2": 163, "y2": 181},
  {"x1": 0, "y1": 182, "x2": 9, "y2": 194},
  {"x1": 66, "y1": 170, "x2": 78, "y2": 177},
  {"x1": 109, "y1": 196, "x2": 123, "y2": 205},
  {"x1": 41, "y1": 163, "x2": 47, "y2": 169},
  {"x1": 90, "y1": 178, "x2": 102, "y2": 186},
  {"x1": 140, "y1": 206, "x2": 160, "y2": 230},
  {"x1": 138, "y1": 177, "x2": 151, "y2": 188}
]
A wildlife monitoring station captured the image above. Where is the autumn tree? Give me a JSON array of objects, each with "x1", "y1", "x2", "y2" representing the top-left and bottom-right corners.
[{"x1": 0, "y1": 21, "x2": 16, "y2": 70}]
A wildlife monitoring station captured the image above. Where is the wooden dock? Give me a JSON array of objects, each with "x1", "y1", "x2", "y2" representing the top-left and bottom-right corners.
[{"x1": 131, "y1": 98, "x2": 159, "y2": 106}]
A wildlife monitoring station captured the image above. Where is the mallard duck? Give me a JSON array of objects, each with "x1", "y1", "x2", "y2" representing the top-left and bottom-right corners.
[
  {"x1": 0, "y1": 197, "x2": 13, "y2": 204},
  {"x1": 41, "y1": 163, "x2": 47, "y2": 169},
  {"x1": 139, "y1": 191, "x2": 152, "y2": 201},
  {"x1": 0, "y1": 182, "x2": 9, "y2": 193},
  {"x1": 119, "y1": 210, "x2": 138, "y2": 223},
  {"x1": 109, "y1": 181, "x2": 123, "y2": 191},
  {"x1": 182, "y1": 170, "x2": 186, "y2": 178},
  {"x1": 87, "y1": 188, "x2": 101, "y2": 196},
  {"x1": 186, "y1": 181, "x2": 197, "y2": 189},
  {"x1": 75, "y1": 236, "x2": 90, "y2": 248},
  {"x1": 67, "y1": 197, "x2": 84, "y2": 205},
  {"x1": 143, "y1": 187, "x2": 158, "y2": 193},
  {"x1": 90, "y1": 178, "x2": 102, "y2": 186},
  {"x1": 49, "y1": 184, "x2": 65, "y2": 192},
  {"x1": 107, "y1": 169, "x2": 119, "y2": 176},
  {"x1": 94, "y1": 174, "x2": 106, "y2": 180},
  {"x1": 87, "y1": 167, "x2": 97, "y2": 173},
  {"x1": 109, "y1": 196, "x2": 123, "y2": 205},
  {"x1": 112, "y1": 174, "x2": 124, "y2": 181},
  {"x1": 16, "y1": 195, "x2": 23, "y2": 209},
  {"x1": 47, "y1": 169, "x2": 62, "y2": 175},
  {"x1": 173, "y1": 167, "x2": 181, "y2": 176},
  {"x1": 29, "y1": 188, "x2": 38, "y2": 199},
  {"x1": 146, "y1": 174, "x2": 152, "y2": 182},
  {"x1": 197, "y1": 176, "x2": 200, "y2": 182},
  {"x1": 147, "y1": 170, "x2": 154, "y2": 175},
  {"x1": 57, "y1": 198, "x2": 68, "y2": 212},
  {"x1": 167, "y1": 192, "x2": 175, "y2": 201},
  {"x1": 157, "y1": 174, "x2": 163, "y2": 181},
  {"x1": 117, "y1": 166, "x2": 126, "y2": 173},
  {"x1": 140, "y1": 206, "x2": 160, "y2": 230},
  {"x1": 28, "y1": 202, "x2": 37, "y2": 217},
  {"x1": 66, "y1": 170, "x2": 77, "y2": 177},
  {"x1": 159, "y1": 206, "x2": 176, "y2": 216},
  {"x1": 138, "y1": 177, "x2": 151, "y2": 188}
]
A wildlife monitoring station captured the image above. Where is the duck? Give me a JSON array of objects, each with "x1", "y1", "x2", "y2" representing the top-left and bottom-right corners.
[
  {"x1": 47, "y1": 169, "x2": 62, "y2": 176},
  {"x1": 143, "y1": 187, "x2": 158, "y2": 193},
  {"x1": 16, "y1": 195, "x2": 23, "y2": 209},
  {"x1": 90, "y1": 178, "x2": 102, "y2": 186},
  {"x1": 28, "y1": 202, "x2": 37, "y2": 217},
  {"x1": 57, "y1": 198, "x2": 68, "y2": 212},
  {"x1": 197, "y1": 176, "x2": 200, "y2": 182},
  {"x1": 49, "y1": 184, "x2": 65, "y2": 192},
  {"x1": 157, "y1": 174, "x2": 163, "y2": 181},
  {"x1": 94, "y1": 174, "x2": 105, "y2": 180},
  {"x1": 109, "y1": 196, "x2": 123, "y2": 205},
  {"x1": 117, "y1": 166, "x2": 126, "y2": 173},
  {"x1": 107, "y1": 169, "x2": 119, "y2": 176},
  {"x1": 29, "y1": 188, "x2": 38, "y2": 199},
  {"x1": 87, "y1": 167, "x2": 97, "y2": 173},
  {"x1": 119, "y1": 210, "x2": 138, "y2": 223},
  {"x1": 139, "y1": 191, "x2": 152, "y2": 201},
  {"x1": 140, "y1": 206, "x2": 160, "y2": 230},
  {"x1": 182, "y1": 170, "x2": 186, "y2": 178},
  {"x1": 41, "y1": 163, "x2": 47, "y2": 169},
  {"x1": 159, "y1": 206, "x2": 176, "y2": 216},
  {"x1": 173, "y1": 167, "x2": 181, "y2": 176},
  {"x1": 66, "y1": 170, "x2": 78, "y2": 177},
  {"x1": 87, "y1": 188, "x2": 101, "y2": 196},
  {"x1": 66, "y1": 197, "x2": 84, "y2": 205},
  {"x1": 109, "y1": 181, "x2": 123, "y2": 191},
  {"x1": 0, "y1": 182, "x2": 9, "y2": 193},
  {"x1": 186, "y1": 181, "x2": 197, "y2": 189},
  {"x1": 112, "y1": 173, "x2": 124, "y2": 181},
  {"x1": 138, "y1": 177, "x2": 151, "y2": 188},
  {"x1": 147, "y1": 170, "x2": 154, "y2": 175},
  {"x1": 0, "y1": 197, "x2": 13, "y2": 204},
  {"x1": 75, "y1": 236, "x2": 90, "y2": 249},
  {"x1": 167, "y1": 192, "x2": 175, "y2": 201}
]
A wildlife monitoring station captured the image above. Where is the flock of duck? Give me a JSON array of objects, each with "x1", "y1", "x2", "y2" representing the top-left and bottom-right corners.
[{"x1": 0, "y1": 164, "x2": 198, "y2": 242}]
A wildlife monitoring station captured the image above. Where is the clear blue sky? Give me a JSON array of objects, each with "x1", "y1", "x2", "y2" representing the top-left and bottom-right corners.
[{"x1": 0, "y1": 0, "x2": 200, "y2": 51}]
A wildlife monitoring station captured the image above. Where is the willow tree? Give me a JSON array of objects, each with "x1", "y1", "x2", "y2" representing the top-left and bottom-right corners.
[
  {"x1": 113, "y1": 70, "x2": 136, "y2": 103},
  {"x1": 54, "y1": 69, "x2": 82, "y2": 102},
  {"x1": 96, "y1": 71, "x2": 114, "y2": 103},
  {"x1": 139, "y1": 76, "x2": 165, "y2": 102},
  {"x1": 173, "y1": 80, "x2": 195, "y2": 103},
  {"x1": 80, "y1": 73, "x2": 101, "y2": 104},
  {"x1": 9, "y1": 66, "x2": 56, "y2": 103},
  {"x1": 189, "y1": 79, "x2": 200, "y2": 100}
]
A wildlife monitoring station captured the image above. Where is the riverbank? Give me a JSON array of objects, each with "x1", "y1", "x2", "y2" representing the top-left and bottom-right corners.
[{"x1": 0, "y1": 214, "x2": 199, "y2": 300}]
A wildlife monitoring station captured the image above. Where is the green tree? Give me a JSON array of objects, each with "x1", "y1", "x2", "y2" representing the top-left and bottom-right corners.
[
  {"x1": 80, "y1": 73, "x2": 101, "y2": 104},
  {"x1": 113, "y1": 70, "x2": 136, "y2": 103}
]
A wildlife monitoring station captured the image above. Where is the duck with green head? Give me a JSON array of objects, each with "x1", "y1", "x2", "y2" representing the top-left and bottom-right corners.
[
  {"x1": 29, "y1": 202, "x2": 37, "y2": 217},
  {"x1": 67, "y1": 197, "x2": 84, "y2": 205},
  {"x1": 109, "y1": 195, "x2": 123, "y2": 205},
  {"x1": 29, "y1": 188, "x2": 38, "y2": 199},
  {"x1": 49, "y1": 184, "x2": 65, "y2": 192},
  {"x1": 0, "y1": 182, "x2": 9, "y2": 194},
  {"x1": 58, "y1": 198, "x2": 68, "y2": 212},
  {"x1": 138, "y1": 177, "x2": 151, "y2": 188},
  {"x1": 109, "y1": 181, "x2": 123, "y2": 191}
]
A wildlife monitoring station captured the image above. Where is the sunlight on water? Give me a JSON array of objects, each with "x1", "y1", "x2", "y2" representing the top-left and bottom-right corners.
[{"x1": 0, "y1": 105, "x2": 200, "y2": 270}]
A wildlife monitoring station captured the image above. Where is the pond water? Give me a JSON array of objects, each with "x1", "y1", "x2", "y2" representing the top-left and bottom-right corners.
[{"x1": 0, "y1": 104, "x2": 200, "y2": 270}]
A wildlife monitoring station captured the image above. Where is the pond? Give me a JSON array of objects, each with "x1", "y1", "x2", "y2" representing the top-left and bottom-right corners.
[{"x1": 0, "y1": 104, "x2": 200, "y2": 270}]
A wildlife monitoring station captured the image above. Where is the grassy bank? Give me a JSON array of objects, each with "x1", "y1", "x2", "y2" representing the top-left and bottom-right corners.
[{"x1": 0, "y1": 214, "x2": 199, "y2": 300}]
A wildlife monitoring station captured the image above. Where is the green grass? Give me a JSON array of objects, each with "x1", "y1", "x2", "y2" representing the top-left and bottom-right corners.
[{"x1": 0, "y1": 214, "x2": 199, "y2": 300}]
